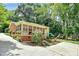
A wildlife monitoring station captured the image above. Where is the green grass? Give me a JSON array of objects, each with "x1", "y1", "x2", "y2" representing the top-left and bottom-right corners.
[
  {"x1": 4, "y1": 33, "x2": 9, "y2": 35},
  {"x1": 61, "y1": 39, "x2": 79, "y2": 44}
]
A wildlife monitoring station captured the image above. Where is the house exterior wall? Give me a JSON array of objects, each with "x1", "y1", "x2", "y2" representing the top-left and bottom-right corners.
[
  {"x1": 9, "y1": 23, "x2": 16, "y2": 32},
  {"x1": 21, "y1": 35, "x2": 32, "y2": 42},
  {"x1": 9, "y1": 21, "x2": 49, "y2": 42}
]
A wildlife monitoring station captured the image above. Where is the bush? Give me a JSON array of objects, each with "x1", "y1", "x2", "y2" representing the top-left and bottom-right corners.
[
  {"x1": 75, "y1": 38, "x2": 79, "y2": 41},
  {"x1": 15, "y1": 36, "x2": 21, "y2": 42},
  {"x1": 32, "y1": 32, "x2": 43, "y2": 46},
  {"x1": 5, "y1": 28, "x2": 9, "y2": 33},
  {"x1": 1, "y1": 23, "x2": 9, "y2": 32}
]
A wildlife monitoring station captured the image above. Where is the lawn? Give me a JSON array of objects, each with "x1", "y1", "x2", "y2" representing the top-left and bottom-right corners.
[{"x1": 61, "y1": 39, "x2": 79, "y2": 45}]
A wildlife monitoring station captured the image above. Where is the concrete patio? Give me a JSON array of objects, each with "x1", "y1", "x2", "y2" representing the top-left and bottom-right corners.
[
  {"x1": 0, "y1": 33, "x2": 79, "y2": 56},
  {"x1": 47, "y1": 42, "x2": 79, "y2": 56}
]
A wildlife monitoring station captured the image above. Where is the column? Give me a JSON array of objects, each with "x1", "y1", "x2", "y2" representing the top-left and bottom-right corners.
[
  {"x1": 27, "y1": 26, "x2": 29, "y2": 34},
  {"x1": 21, "y1": 23, "x2": 23, "y2": 35}
]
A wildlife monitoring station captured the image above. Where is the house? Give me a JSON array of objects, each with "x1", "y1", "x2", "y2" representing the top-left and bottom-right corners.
[{"x1": 9, "y1": 21, "x2": 49, "y2": 42}]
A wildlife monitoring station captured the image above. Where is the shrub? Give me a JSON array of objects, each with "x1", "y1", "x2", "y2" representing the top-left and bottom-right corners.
[
  {"x1": 15, "y1": 36, "x2": 21, "y2": 42},
  {"x1": 32, "y1": 32, "x2": 43, "y2": 46},
  {"x1": 5, "y1": 28, "x2": 9, "y2": 33},
  {"x1": 75, "y1": 38, "x2": 79, "y2": 41}
]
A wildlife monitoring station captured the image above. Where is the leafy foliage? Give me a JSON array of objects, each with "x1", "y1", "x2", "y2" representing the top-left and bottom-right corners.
[
  {"x1": 0, "y1": 4, "x2": 11, "y2": 32},
  {"x1": 0, "y1": 3, "x2": 79, "y2": 40},
  {"x1": 32, "y1": 32, "x2": 43, "y2": 45}
]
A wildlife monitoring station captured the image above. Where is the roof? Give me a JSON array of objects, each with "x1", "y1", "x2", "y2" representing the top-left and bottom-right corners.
[{"x1": 11, "y1": 21, "x2": 49, "y2": 29}]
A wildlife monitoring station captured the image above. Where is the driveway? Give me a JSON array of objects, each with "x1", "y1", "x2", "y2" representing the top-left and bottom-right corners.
[
  {"x1": 0, "y1": 33, "x2": 79, "y2": 56},
  {"x1": 47, "y1": 42, "x2": 79, "y2": 56}
]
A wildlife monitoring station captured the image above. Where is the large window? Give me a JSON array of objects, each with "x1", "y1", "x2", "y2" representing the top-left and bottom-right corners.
[
  {"x1": 16, "y1": 25, "x2": 21, "y2": 31},
  {"x1": 29, "y1": 26, "x2": 32, "y2": 35},
  {"x1": 23, "y1": 25, "x2": 25, "y2": 31}
]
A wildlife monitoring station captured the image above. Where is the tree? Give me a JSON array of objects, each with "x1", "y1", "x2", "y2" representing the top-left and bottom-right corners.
[
  {"x1": 51, "y1": 3, "x2": 79, "y2": 39},
  {"x1": 9, "y1": 3, "x2": 79, "y2": 40},
  {"x1": 0, "y1": 4, "x2": 11, "y2": 32}
]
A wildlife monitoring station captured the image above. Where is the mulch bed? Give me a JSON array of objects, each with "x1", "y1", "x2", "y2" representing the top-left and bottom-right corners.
[{"x1": 21, "y1": 39, "x2": 61, "y2": 47}]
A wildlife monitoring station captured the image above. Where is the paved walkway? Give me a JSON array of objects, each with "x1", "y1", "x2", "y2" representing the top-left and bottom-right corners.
[
  {"x1": 0, "y1": 33, "x2": 79, "y2": 56},
  {"x1": 47, "y1": 42, "x2": 79, "y2": 56}
]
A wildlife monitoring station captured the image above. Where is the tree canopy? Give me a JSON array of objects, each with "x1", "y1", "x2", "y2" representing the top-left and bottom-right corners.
[
  {"x1": 0, "y1": 4, "x2": 11, "y2": 32},
  {"x1": 0, "y1": 3, "x2": 79, "y2": 40}
]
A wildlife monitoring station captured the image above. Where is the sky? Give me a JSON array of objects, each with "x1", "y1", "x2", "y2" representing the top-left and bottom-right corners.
[{"x1": 4, "y1": 3, "x2": 19, "y2": 10}]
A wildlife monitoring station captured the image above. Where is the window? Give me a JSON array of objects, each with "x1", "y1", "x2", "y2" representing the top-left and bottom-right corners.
[
  {"x1": 16, "y1": 25, "x2": 21, "y2": 31},
  {"x1": 29, "y1": 26, "x2": 32, "y2": 35}
]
